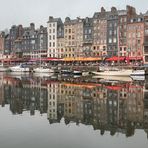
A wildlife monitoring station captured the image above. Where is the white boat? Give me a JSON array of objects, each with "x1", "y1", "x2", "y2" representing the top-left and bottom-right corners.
[
  {"x1": 9, "y1": 64, "x2": 30, "y2": 72},
  {"x1": 73, "y1": 70, "x2": 82, "y2": 75},
  {"x1": 82, "y1": 71, "x2": 90, "y2": 76},
  {"x1": 131, "y1": 75, "x2": 145, "y2": 81},
  {"x1": 131, "y1": 69, "x2": 145, "y2": 76},
  {"x1": 93, "y1": 75, "x2": 133, "y2": 82},
  {"x1": 33, "y1": 67, "x2": 54, "y2": 73},
  {"x1": 33, "y1": 72, "x2": 54, "y2": 77},
  {"x1": 61, "y1": 69, "x2": 72, "y2": 74},
  {"x1": 92, "y1": 69, "x2": 133, "y2": 76}
]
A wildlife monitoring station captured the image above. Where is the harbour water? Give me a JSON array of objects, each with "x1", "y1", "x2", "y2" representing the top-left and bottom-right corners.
[{"x1": 0, "y1": 72, "x2": 148, "y2": 148}]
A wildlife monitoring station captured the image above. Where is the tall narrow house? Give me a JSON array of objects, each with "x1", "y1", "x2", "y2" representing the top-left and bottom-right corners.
[{"x1": 47, "y1": 16, "x2": 63, "y2": 58}]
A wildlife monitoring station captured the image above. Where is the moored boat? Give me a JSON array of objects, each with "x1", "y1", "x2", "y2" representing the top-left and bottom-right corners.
[
  {"x1": 72, "y1": 70, "x2": 82, "y2": 75},
  {"x1": 9, "y1": 64, "x2": 30, "y2": 72},
  {"x1": 131, "y1": 69, "x2": 145, "y2": 76},
  {"x1": 93, "y1": 75, "x2": 133, "y2": 82},
  {"x1": 92, "y1": 69, "x2": 133, "y2": 76},
  {"x1": 131, "y1": 75, "x2": 145, "y2": 81},
  {"x1": 60, "y1": 69, "x2": 72, "y2": 74},
  {"x1": 33, "y1": 67, "x2": 54, "y2": 73}
]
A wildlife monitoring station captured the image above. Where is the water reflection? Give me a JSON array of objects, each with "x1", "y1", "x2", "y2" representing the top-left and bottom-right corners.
[{"x1": 0, "y1": 73, "x2": 148, "y2": 138}]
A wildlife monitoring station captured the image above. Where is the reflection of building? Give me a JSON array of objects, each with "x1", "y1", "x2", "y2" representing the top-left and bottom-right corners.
[
  {"x1": 127, "y1": 84, "x2": 144, "y2": 122},
  {"x1": 0, "y1": 76, "x2": 4, "y2": 106},
  {"x1": 1, "y1": 76, "x2": 148, "y2": 137},
  {"x1": 144, "y1": 81, "x2": 148, "y2": 138},
  {"x1": 47, "y1": 82, "x2": 59, "y2": 123}
]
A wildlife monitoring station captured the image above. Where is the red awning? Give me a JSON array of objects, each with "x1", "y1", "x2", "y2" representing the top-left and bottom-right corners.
[
  {"x1": 106, "y1": 56, "x2": 125, "y2": 61},
  {"x1": 125, "y1": 56, "x2": 143, "y2": 61},
  {"x1": 106, "y1": 85, "x2": 122, "y2": 90}
]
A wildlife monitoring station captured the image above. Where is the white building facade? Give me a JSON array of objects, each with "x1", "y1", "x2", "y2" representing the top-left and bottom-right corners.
[{"x1": 47, "y1": 16, "x2": 64, "y2": 58}]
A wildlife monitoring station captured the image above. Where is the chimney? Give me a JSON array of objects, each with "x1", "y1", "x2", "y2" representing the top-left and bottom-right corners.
[
  {"x1": 30, "y1": 23, "x2": 35, "y2": 30},
  {"x1": 101, "y1": 7, "x2": 106, "y2": 13},
  {"x1": 49, "y1": 16, "x2": 53, "y2": 21},
  {"x1": 111, "y1": 7, "x2": 117, "y2": 13}
]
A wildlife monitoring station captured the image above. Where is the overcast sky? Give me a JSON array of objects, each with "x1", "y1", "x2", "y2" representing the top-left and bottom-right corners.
[{"x1": 0, "y1": 0, "x2": 147, "y2": 30}]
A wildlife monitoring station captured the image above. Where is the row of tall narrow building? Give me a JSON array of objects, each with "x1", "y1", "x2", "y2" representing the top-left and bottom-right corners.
[{"x1": 0, "y1": 5, "x2": 148, "y2": 65}]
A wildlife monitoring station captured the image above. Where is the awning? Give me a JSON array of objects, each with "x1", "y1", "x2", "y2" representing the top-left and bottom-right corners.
[
  {"x1": 106, "y1": 85, "x2": 122, "y2": 90},
  {"x1": 29, "y1": 58, "x2": 62, "y2": 62},
  {"x1": 2, "y1": 58, "x2": 29, "y2": 62},
  {"x1": 62, "y1": 57, "x2": 101, "y2": 62},
  {"x1": 63, "y1": 82, "x2": 101, "y2": 88},
  {"x1": 106, "y1": 56, "x2": 125, "y2": 61},
  {"x1": 125, "y1": 56, "x2": 143, "y2": 61}
]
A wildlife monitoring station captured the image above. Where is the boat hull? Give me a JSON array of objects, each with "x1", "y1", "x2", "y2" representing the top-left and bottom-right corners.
[
  {"x1": 93, "y1": 75, "x2": 133, "y2": 82},
  {"x1": 10, "y1": 66, "x2": 30, "y2": 72},
  {"x1": 33, "y1": 67, "x2": 54, "y2": 73},
  {"x1": 73, "y1": 70, "x2": 82, "y2": 75},
  {"x1": 131, "y1": 70, "x2": 145, "y2": 76}
]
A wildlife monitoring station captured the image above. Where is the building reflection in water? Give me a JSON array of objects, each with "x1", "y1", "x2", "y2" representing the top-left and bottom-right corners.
[{"x1": 0, "y1": 74, "x2": 148, "y2": 138}]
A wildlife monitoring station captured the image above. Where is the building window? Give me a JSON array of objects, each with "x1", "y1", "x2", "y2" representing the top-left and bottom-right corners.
[
  {"x1": 113, "y1": 38, "x2": 117, "y2": 43},
  {"x1": 129, "y1": 33, "x2": 131, "y2": 38},
  {"x1": 69, "y1": 35, "x2": 71, "y2": 39},
  {"x1": 88, "y1": 29, "x2": 91, "y2": 34},
  {"x1": 109, "y1": 38, "x2": 112, "y2": 43},
  {"x1": 109, "y1": 30, "x2": 112, "y2": 35},
  {"x1": 109, "y1": 23, "x2": 112, "y2": 27},
  {"x1": 145, "y1": 29, "x2": 148, "y2": 35},
  {"x1": 137, "y1": 32, "x2": 141, "y2": 37}
]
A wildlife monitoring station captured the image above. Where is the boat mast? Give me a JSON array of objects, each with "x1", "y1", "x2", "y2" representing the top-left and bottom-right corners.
[{"x1": 117, "y1": 25, "x2": 120, "y2": 67}]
